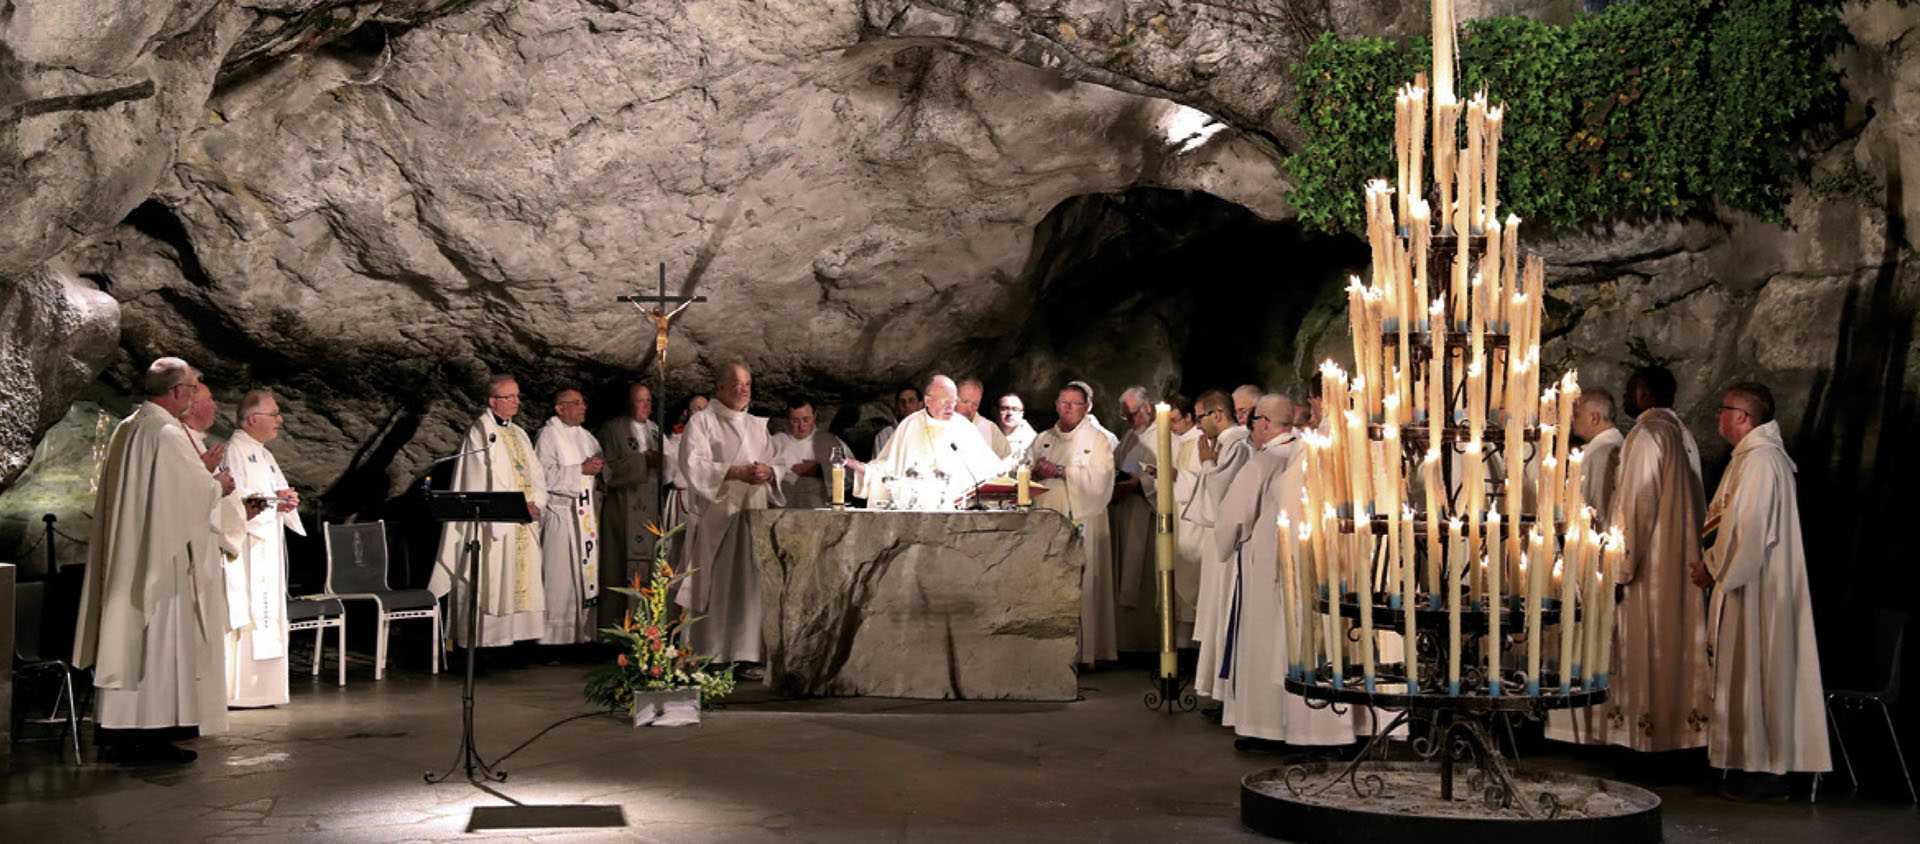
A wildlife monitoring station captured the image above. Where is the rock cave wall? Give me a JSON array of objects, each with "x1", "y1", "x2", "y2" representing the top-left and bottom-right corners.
[{"x1": 1, "y1": 1, "x2": 1917, "y2": 654}]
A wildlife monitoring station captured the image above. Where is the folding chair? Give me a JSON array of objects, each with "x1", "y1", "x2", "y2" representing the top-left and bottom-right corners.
[
  {"x1": 286, "y1": 596, "x2": 347, "y2": 686},
  {"x1": 1826, "y1": 609, "x2": 1915, "y2": 803},
  {"x1": 11, "y1": 580, "x2": 82, "y2": 764},
  {"x1": 319, "y1": 521, "x2": 441, "y2": 680}
]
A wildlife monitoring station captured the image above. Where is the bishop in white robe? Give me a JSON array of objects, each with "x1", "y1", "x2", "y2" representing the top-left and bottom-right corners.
[
  {"x1": 677, "y1": 364, "x2": 787, "y2": 663},
  {"x1": 74, "y1": 360, "x2": 238, "y2": 761},
  {"x1": 429, "y1": 376, "x2": 548, "y2": 648},
  {"x1": 220, "y1": 392, "x2": 305, "y2": 708},
  {"x1": 1696, "y1": 387, "x2": 1829, "y2": 780},
  {"x1": 535, "y1": 390, "x2": 604, "y2": 644},
  {"x1": 773, "y1": 400, "x2": 852, "y2": 509},
  {"x1": 1029, "y1": 381, "x2": 1119, "y2": 666}
]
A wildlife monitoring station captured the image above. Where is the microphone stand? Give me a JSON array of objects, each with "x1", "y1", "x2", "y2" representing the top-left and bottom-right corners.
[{"x1": 423, "y1": 442, "x2": 513, "y2": 785}]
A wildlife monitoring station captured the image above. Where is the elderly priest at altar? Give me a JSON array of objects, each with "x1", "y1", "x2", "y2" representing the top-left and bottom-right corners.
[{"x1": 858, "y1": 374, "x2": 1007, "y2": 507}]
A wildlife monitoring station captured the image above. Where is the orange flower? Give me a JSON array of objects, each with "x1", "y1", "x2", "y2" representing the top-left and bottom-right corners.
[
  {"x1": 622, "y1": 609, "x2": 634, "y2": 631},
  {"x1": 645, "y1": 522, "x2": 663, "y2": 537},
  {"x1": 629, "y1": 572, "x2": 644, "y2": 591},
  {"x1": 660, "y1": 562, "x2": 675, "y2": 579}
]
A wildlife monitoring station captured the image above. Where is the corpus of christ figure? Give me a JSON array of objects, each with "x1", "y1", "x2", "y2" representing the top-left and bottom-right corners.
[{"x1": 619, "y1": 262, "x2": 708, "y2": 384}]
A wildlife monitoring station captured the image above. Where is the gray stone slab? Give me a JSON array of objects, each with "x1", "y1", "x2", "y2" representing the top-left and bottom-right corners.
[{"x1": 750, "y1": 509, "x2": 1082, "y2": 701}]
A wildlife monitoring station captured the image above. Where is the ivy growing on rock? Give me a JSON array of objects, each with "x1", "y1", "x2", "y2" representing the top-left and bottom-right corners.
[{"x1": 1283, "y1": 0, "x2": 1847, "y2": 233}]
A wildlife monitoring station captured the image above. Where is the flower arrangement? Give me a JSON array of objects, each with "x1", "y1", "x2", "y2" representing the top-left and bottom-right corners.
[{"x1": 584, "y1": 523, "x2": 735, "y2": 714}]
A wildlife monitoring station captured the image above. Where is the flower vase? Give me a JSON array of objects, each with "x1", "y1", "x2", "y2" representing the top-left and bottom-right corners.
[{"x1": 631, "y1": 688, "x2": 701, "y2": 727}]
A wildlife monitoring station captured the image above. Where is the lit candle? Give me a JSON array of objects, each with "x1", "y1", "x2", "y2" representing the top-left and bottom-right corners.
[
  {"x1": 1395, "y1": 92, "x2": 1412, "y2": 223},
  {"x1": 1484, "y1": 104, "x2": 1503, "y2": 224},
  {"x1": 1462, "y1": 440, "x2": 1484, "y2": 605},
  {"x1": 1402, "y1": 505, "x2": 1418, "y2": 691},
  {"x1": 1423, "y1": 449, "x2": 1444, "y2": 593},
  {"x1": 1502, "y1": 215, "x2": 1520, "y2": 330},
  {"x1": 1409, "y1": 85, "x2": 1427, "y2": 221},
  {"x1": 1558, "y1": 526, "x2": 1581, "y2": 692},
  {"x1": 1448, "y1": 516, "x2": 1464, "y2": 695},
  {"x1": 1465, "y1": 95, "x2": 1485, "y2": 232},
  {"x1": 1325, "y1": 503, "x2": 1344, "y2": 687},
  {"x1": 1596, "y1": 528, "x2": 1622, "y2": 688},
  {"x1": 1467, "y1": 355, "x2": 1485, "y2": 438},
  {"x1": 831, "y1": 464, "x2": 846, "y2": 507},
  {"x1": 1382, "y1": 421, "x2": 1403, "y2": 591},
  {"x1": 1434, "y1": 94, "x2": 1459, "y2": 235},
  {"x1": 1428, "y1": 300, "x2": 1446, "y2": 428},
  {"x1": 1016, "y1": 461, "x2": 1031, "y2": 508},
  {"x1": 1278, "y1": 510, "x2": 1296, "y2": 676}
]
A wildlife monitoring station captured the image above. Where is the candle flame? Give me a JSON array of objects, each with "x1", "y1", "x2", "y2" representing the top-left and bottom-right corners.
[
  {"x1": 1553, "y1": 557, "x2": 1564, "y2": 577},
  {"x1": 1506, "y1": 213, "x2": 1521, "y2": 228}
]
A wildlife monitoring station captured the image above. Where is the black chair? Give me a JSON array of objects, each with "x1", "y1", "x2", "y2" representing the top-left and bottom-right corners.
[
  {"x1": 286, "y1": 596, "x2": 347, "y2": 686},
  {"x1": 11, "y1": 580, "x2": 82, "y2": 764},
  {"x1": 1826, "y1": 609, "x2": 1915, "y2": 802},
  {"x1": 319, "y1": 521, "x2": 441, "y2": 680}
]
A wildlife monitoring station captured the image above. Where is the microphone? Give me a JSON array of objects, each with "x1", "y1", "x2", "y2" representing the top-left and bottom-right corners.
[
  {"x1": 948, "y1": 441, "x2": 987, "y2": 509},
  {"x1": 422, "y1": 443, "x2": 492, "y2": 490}
]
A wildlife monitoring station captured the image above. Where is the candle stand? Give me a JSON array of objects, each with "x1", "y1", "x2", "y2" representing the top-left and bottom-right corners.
[{"x1": 1239, "y1": 596, "x2": 1660, "y2": 844}]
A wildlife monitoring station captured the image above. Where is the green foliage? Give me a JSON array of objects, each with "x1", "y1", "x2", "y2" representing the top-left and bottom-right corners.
[
  {"x1": 1285, "y1": 0, "x2": 1848, "y2": 232},
  {"x1": 584, "y1": 523, "x2": 736, "y2": 713}
]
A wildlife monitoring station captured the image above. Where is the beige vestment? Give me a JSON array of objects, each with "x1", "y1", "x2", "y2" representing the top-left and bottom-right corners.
[
  {"x1": 1588, "y1": 408, "x2": 1712, "y2": 750},
  {"x1": 1703, "y1": 421, "x2": 1829, "y2": 774}
]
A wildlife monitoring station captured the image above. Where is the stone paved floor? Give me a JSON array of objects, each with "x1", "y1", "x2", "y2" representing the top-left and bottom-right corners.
[{"x1": 3, "y1": 658, "x2": 1917, "y2": 843}]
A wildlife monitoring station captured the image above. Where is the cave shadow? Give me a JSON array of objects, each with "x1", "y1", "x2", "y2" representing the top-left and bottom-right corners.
[{"x1": 1793, "y1": 167, "x2": 1919, "y2": 765}]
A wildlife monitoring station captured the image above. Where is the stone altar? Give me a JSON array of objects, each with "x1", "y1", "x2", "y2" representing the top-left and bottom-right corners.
[{"x1": 748, "y1": 509, "x2": 1083, "y2": 701}]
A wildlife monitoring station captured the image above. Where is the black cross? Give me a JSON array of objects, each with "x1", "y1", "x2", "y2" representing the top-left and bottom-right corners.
[{"x1": 616, "y1": 263, "x2": 708, "y2": 309}]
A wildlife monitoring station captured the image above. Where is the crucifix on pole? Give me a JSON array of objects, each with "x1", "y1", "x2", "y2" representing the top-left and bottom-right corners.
[{"x1": 617, "y1": 262, "x2": 709, "y2": 394}]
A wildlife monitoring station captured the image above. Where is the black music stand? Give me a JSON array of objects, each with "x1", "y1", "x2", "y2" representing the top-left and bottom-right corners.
[{"x1": 423, "y1": 490, "x2": 532, "y2": 785}]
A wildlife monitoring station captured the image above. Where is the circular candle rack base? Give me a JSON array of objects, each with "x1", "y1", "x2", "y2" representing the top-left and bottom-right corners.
[{"x1": 1242, "y1": 761, "x2": 1661, "y2": 844}]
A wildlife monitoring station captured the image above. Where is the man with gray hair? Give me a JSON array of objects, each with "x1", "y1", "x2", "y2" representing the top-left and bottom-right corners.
[
  {"x1": 955, "y1": 376, "x2": 1012, "y2": 460},
  {"x1": 430, "y1": 373, "x2": 549, "y2": 651},
  {"x1": 1110, "y1": 385, "x2": 1160, "y2": 651},
  {"x1": 1216, "y1": 394, "x2": 1349, "y2": 747},
  {"x1": 676, "y1": 362, "x2": 785, "y2": 666},
  {"x1": 535, "y1": 388, "x2": 605, "y2": 645},
  {"x1": 75, "y1": 358, "x2": 238, "y2": 764},
  {"x1": 859, "y1": 374, "x2": 1004, "y2": 507},
  {"x1": 1232, "y1": 384, "x2": 1263, "y2": 428},
  {"x1": 1573, "y1": 388, "x2": 1624, "y2": 524},
  {"x1": 1029, "y1": 380, "x2": 1119, "y2": 665},
  {"x1": 220, "y1": 389, "x2": 304, "y2": 707}
]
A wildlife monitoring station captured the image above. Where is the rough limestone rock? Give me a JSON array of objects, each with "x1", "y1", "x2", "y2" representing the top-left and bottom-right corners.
[
  {"x1": 750, "y1": 508, "x2": 1082, "y2": 700},
  {"x1": 0, "y1": 268, "x2": 118, "y2": 488},
  {"x1": 0, "y1": 0, "x2": 1915, "y2": 600}
]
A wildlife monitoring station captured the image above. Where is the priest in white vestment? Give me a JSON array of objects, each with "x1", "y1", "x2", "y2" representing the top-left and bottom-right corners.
[
  {"x1": 1215, "y1": 395, "x2": 1351, "y2": 746},
  {"x1": 181, "y1": 382, "x2": 246, "y2": 730},
  {"x1": 430, "y1": 375, "x2": 548, "y2": 648},
  {"x1": 662, "y1": 395, "x2": 709, "y2": 574},
  {"x1": 597, "y1": 383, "x2": 663, "y2": 629},
  {"x1": 220, "y1": 391, "x2": 305, "y2": 708},
  {"x1": 956, "y1": 377, "x2": 1013, "y2": 460},
  {"x1": 677, "y1": 363, "x2": 787, "y2": 664},
  {"x1": 1574, "y1": 389, "x2": 1625, "y2": 524},
  {"x1": 859, "y1": 376, "x2": 1006, "y2": 508},
  {"x1": 1693, "y1": 383, "x2": 1828, "y2": 797},
  {"x1": 535, "y1": 389, "x2": 604, "y2": 645},
  {"x1": 1184, "y1": 390, "x2": 1256, "y2": 701},
  {"x1": 1109, "y1": 386, "x2": 1160, "y2": 652},
  {"x1": 871, "y1": 386, "x2": 923, "y2": 457},
  {"x1": 772, "y1": 399, "x2": 852, "y2": 509},
  {"x1": 75, "y1": 359, "x2": 243, "y2": 764},
  {"x1": 997, "y1": 393, "x2": 1038, "y2": 455},
  {"x1": 1546, "y1": 388, "x2": 1626, "y2": 742},
  {"x1": 1029, "y1": 381, "x2": 1119, "y2": 666}
]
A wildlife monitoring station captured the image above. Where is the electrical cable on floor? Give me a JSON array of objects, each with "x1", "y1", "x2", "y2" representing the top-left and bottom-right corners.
[{"x1": 489, "y1": 710, "x2": 612, "y2": 767}]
